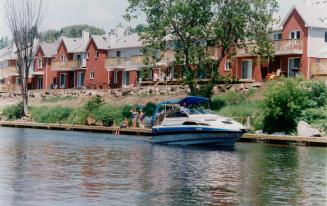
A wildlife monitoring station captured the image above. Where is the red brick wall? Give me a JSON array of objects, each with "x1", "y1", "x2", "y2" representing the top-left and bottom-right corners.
[
  {"x1": 45, "y1": 58, "x2": 57, "y2": 89},
  {"x1": 282, "y1": 9, "x2": 309, "y2": 78},
  {"x1": 85, "y1": 39, "x2": 109, "y2": 89},
  {"x1": 218, "y1": 57, "x2": 238, "y2": 79},
  {"x1": 56, "y1": 41, "x2": 68, "y2": 61},
  {"x1": 235, "y1": 56, "x2": 263, "y2": 81}
]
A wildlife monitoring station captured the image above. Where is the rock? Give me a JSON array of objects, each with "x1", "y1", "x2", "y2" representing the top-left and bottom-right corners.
[
  {"x1": 95, "y1": 121, "x2": 103, "y2": 126},
  {"x1": 253, "y1": 82, "x2": 263, "y2": 88},
  {"x1": 297, "y1": 121, "x2": 321, "y2": 137},
  {"x1": 86, "y1": 116, "x2": 96, "y2": 126}
]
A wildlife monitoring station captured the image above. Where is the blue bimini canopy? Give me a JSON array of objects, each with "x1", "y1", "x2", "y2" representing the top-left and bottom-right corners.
[
  {"x1": 179, "y1": 96, "x2": 209, "y2": 106},
  {"x1": 151, "y1": 96, "x2": 209, "y2": 126}
]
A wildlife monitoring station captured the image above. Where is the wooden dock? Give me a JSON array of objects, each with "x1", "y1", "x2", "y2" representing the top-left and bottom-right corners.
[
  {"x1": 0, "y1": 121, "x2": 326, "y2": 146},
  {"x1": 0, "y1": 121, "x2": 152, "y2": 136}
]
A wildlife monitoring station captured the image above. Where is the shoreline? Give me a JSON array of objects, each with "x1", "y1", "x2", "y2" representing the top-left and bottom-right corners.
[{"x1": 1, "y1": 121, "x2": 326, "y2": 147}]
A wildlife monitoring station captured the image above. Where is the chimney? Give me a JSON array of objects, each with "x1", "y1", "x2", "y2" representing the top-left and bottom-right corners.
[
  {"x1": 270, "y1": 7, "x2": 281, "y2": 25},
  {"x1": 82, "y1": 30, "x2": 90, "y2": 49}
]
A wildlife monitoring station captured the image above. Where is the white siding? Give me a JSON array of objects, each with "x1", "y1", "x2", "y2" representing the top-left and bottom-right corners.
[
  {"x1": 108, "y1": 48, "x2": 142, "y2": 58},
  {"x1": 308, "y1": 28, "x2": 327, "y2": 58}
]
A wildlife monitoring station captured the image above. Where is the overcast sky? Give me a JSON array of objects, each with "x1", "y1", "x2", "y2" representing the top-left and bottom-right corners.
[{"x1": 0, "y1": 0, "x2": 302, "y2": 38}]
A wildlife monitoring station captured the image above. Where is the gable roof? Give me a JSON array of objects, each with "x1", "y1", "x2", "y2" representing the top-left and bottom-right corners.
[
  {"x1": 0, "y1": 46, "x2": 17, "y2": 61},
  {"x1": 38, "y1": 42, "x2": 58, "y2": 57},
  {"x1": 91, "y1": 34, "x2": 111, "y2": 50},
  {"x1": 280, "y1": 3, "x2": 327, "y2": 29},
  {"x1": 110, "y1": 33, "x2": 142, "y2": 50},
  {"x1": 62, "y1": 37, "x2": 84, "y2": 53}
]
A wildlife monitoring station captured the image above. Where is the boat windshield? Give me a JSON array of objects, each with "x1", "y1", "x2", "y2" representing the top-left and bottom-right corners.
[{"x1": 188, "y1": 108, "x2": 214, "y2": 115}]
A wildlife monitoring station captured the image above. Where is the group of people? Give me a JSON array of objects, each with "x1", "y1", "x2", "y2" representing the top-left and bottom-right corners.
[{"x1": 115, "y1": 108, "x2": 145, "y2": 135}]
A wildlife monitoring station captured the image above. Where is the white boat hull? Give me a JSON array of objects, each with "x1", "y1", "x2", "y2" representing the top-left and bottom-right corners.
[{"x1": 152, "y1": 127, "x2": 245, "y2": 146}]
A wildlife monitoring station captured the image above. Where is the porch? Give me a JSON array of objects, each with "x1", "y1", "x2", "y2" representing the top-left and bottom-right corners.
[
  {"x1": 311, "y1": 62, "x2": 327, "y2": 80},
  {"x1": 56, "y1": 70, "x2": 85, "y2": 89}
]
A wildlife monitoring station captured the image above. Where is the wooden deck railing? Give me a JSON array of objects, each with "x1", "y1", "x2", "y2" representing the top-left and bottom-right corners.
[
  {"x1": 3, "y1": 66, "x2": 18, "y2": 77},
  {"x1": 311, "y1": 62, "x2": 327, "y2": 76},
  {"x1": 51, "y1": 60, "x2": 80, "y2": 71},
  {"x1": 105, "y1": 57, "x2": 127, "y2": 69},
  {"x1": 274, "y1": 39, "x2": 303, "y2": 55},
  {"x1": 131, "y1": 56, "x2": 144, "y2": 66}
]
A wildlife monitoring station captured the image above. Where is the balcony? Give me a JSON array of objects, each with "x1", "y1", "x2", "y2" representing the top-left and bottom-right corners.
[
  {"x1": 131, "y1": 56, "x2": 144, "y2": 66},
  {"x1": 105, "y1": 57, "x2": 127, "y2": 69},
  {"x1": 274, "y1": 39, "x2": 303, "y2": 55},
  {"x1": 311, "y1": 62, "x2": 327, "y2": 79},
  {"x1": 51, "y1": 60, "x2": 82, "y2": 71},
  {"x1": 2, "y1": 66, "x2": 18, "y2": 78}
]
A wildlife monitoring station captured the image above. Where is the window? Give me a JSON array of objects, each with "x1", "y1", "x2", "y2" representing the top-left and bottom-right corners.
[
  {"x1": 114, "y1": 71, "x2": 118, "y2": 84},
  {"x1": 241, "y1": 60, "x2": 253, "y2": 79},
  {"x1": 288, "y1": 58, "x2": 301, "y2": 77},
  {"x1": 273, "y1": 33, "x2": 282, "y2": 41},
  {"x1": 224, "y1": 60, "x2": 232, "y2": 71},
  {"x1": 59, "y1": 73, "x2": 66, "y2": 89},
  {"x1": 90, "y1": 71, "x2": 95, "y2": 80},
  {"x1": 15, "y1": 77, "x2": 21, "y2": 84},
  {"x1": 38, "y1": 59, "x2": 43, "y2": 69},
  {"x1": 96, "y1": 51, "x2": 99, "y2": 59},
  {"x1": 290, "y1": 31, "x2": 300, "y2": 39},
  {"x1": 61, "y1": 55, "x2": 66, "y2": 63},
  {"x1": 325, "y1": 32, "x2": 327, "y2": 43},
  {"x1": 116, "y1": 51, "x2": 121, "y2": 57}
]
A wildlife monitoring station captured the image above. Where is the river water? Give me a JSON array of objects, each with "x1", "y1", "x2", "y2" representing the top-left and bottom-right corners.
[{"x1": 0, "y1": 127, "x2": 326, "y2": 206}]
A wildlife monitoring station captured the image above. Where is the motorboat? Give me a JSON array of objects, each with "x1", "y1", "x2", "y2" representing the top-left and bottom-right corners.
[{"x1": 151, "y1": 96, "x2": 248, "y2": 147}]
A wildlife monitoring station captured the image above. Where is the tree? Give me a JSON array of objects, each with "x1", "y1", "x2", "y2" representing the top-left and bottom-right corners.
[
  {"x1": 126, "y1": 0, "x2": 277, "y2": 98},
  {"x1": 40, "y1": 25, "x2": 106, "y2": 42},
  {"x1": 4, "y1": 0, "x2": 45, "y2": 116}
]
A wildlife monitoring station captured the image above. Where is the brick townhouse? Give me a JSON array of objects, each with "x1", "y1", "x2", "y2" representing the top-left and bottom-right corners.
[
  {"x1": 1, "y1": 0, "x2": 326, "y2": 92},
  {"x1": 34, "y1": 42, "x2": 58, "y2": 89},
  {"x1": 218, "y1": 0, "x2": 327, "y2": 81}
]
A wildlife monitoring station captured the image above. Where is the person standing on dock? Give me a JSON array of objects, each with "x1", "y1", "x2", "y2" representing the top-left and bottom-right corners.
[
  {"x1": 131, "y1": 108, "x2": 139, "y2": 128},
  {"x1": 139, "y1": 110, "x2": 145, "y2": 128}
]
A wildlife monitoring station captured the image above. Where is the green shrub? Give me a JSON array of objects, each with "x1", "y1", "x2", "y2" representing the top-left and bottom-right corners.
[
  {"x1": 121, "y1": 105, "x2": 133, "y2": 118},
  {"x1": 262, "y1": 78, "x2": 327, "y2": 134},
  {"x1": 143, "y1": 102, "x2": 156, "y2": 116},
  {"x1": 84, "y1": 95, "x2": 104, "y2": 113},
  {"x1": 305, "y1": 80, "x2": 327, "y2": 107},
  {"x1": 2, "y1": 102, "x2": 24, "y2": 120},
  {"x1": 210, "y1": 98, "x2": 226, "y2": 111},
  {"x1": 300, "y1": 106, "x2": 327, "y2": 134},
  {"x1": 66, "y1": 108, "x2": 88, "y2": 125},
  {"x1": 94, "y1": 104, "x2": 122, "y2": 126},
  {"x1": 31, "y1": 107, "x2": 73, "y2": 123}
]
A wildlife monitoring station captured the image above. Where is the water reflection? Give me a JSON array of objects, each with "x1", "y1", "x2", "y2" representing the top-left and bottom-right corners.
[{"x1": 0, "y1": 127, "x2": 326, "y2": 206}]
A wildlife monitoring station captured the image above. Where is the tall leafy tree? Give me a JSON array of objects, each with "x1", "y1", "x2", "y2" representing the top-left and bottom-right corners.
[
  {"x1": 40, "y1": 25, "x2": 106, "y2": 43},
  {"x1": 126, "y1": 0, "x2": 277, "y2": 98}
]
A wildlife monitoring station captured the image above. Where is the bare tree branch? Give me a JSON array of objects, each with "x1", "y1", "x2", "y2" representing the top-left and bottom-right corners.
[{"x1": 4, "y1": 0, "x2": 45, "y2": 116}]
